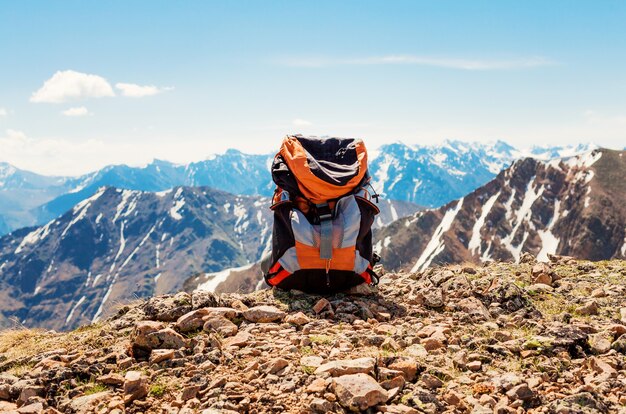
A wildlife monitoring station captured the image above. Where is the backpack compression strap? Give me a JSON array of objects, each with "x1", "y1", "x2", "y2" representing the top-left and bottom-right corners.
[{"x1": 316, "y1": 202, "x2": 333, "y2": 260}]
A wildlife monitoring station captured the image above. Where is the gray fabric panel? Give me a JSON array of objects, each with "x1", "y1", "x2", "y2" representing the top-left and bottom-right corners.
[
  {"x1": 354, "y1": 251, "x2": 370, "y2": 274},
  {"x1": 289, "y1": 195, "x2": 362, "y2": 256},
  {"x1": 279, "y1": 247, "x2": 301, "y2": 273},
  {"x1": 337, "y1": 196, "x2": 361, "y2": 248},
  {"x1": 290, "y1": 210, "x2": 315, "y2": 246},
  {"x1": 319, "y1": 219, "x2": 333, "y2": 259}
]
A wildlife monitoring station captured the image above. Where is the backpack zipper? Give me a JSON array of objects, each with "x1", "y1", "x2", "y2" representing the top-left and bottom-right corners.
[{"x1": 325, "y1": 259, "x2": 331, "y2": 287}]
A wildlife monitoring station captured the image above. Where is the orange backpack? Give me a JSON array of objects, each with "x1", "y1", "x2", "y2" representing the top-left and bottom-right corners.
[{"x1": 264, "y1": 135, "x2": 381, "y2": 293}]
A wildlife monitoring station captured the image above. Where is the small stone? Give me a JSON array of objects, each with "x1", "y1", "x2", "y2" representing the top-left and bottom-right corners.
[
  {"x1": 16, "y1": 402, "x2": 44, "y2": 413},
  {"x1": 443, "y1": 391, "x2": 463, "y2": 406},
  {"x1": 387, "y1": 357, "x2": 420, "y2": 382},
  {"x1": 422, "y1": 287, "x2": 444, "y2": 308},
  {"x1": 97, "y1": 373, "x2": 125, "y2": 386},
  {"x1": 588, "y1": 356, "x2": 616, "y2": 377},
  {"x1": 590, "y1": 287, "x2": 606, "y2": 298},
  {"x1": 203, "y1": 316, "x2": 238, "y2": 337},
  {"x1": 301, "y1": 356, "x2": 324, "y2": 368},
  {"x1": 310, "y1": 398, "x2": 333, "y2": 413},
  {"x1": 242, "y1": 305, "x2": 286, "y2": 323},
  {"x1": 149, "y1": 349, "x2": 176, "y2": 364},
  {"x1": 265, "y1": 357, "x2": 289, "y2": 374},
  {"x1": 17, "y1": 385, "x2": 44, "y2": 405},
  {"x1": 69, "y1": 392, "x2": 113, "y2": 413},
  {"x1": 612, "y1": 334, "x2": 626, "y2": 353},
  {"x1": 620, "y1": 307, "x2": 626, "y2": 324},
  {"x1": 576, "y1": 300, "x2": 599, "y2": 316},
  {"x1": 421, "y1": 337, "x2": 445, "y2": 351},
  {"x1": 313, "y1": 298, "x2": 331, "y2": 314},
  {"x1": 532, "y1": 273, "x2": 552, "y2": 286},
  {"x1": 224, "y1": 331, "x2": 251, "y2": 347},
  {"x1": 306, "y1": 378, "x2": 327, "y2": 393},
  {"x1": 505, "y1": 384, "x2": 534, "y2": 402},
  {"x1": 588, "y1": 331, "x2": 613, "y2": 354},
  {"x1": 181, "y1": 385, "x2": 200, "y2": 401},
  {"x1": 130, "y1": 321, "x2": 165, "y2": 353},
  {"x1": 333, "y1": 373, "x2": 388, "y2": 411},
  {"x1": 420, "y1": 373, "x2": 443, "y2": 389},
  {"x1": 285, "y1": 312, "x2": 310, "y2": 326},
  {"x1": 315, "y1": 357, "x2": 376, "y2": 377},
  {"x1": 175, "y1": 308, "x2": 212, "y2": 332},
  {"x1": 531, "y1": 263, "x2": 552, "y2": 278},
  {"x1": 527, "y1": 283, "x2": 554, "y2": 294},
  {"x1": 467, "y1": 361, "x2": 482, "y2": 372},
  {"x1": 123, "y1": 371, "x2": 148, "y2": 404},
  {"x1": 494, "y1": 330, "x2": 513, "y2": 342},
  {"x1": 456, "y1": 297, "x2": 491, "y2": 320}
]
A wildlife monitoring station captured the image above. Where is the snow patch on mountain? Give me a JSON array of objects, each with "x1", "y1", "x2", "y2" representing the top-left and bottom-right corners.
[
  {"x1": 469, "y1": 192, "x2": 500, "y2": 255},
  {"x1": 411, "y1": 198, "x2": 464, "y2": 272}
]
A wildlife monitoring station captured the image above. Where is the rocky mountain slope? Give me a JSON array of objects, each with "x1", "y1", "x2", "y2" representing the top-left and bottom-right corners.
[
  {"x1": 376, "y1": 149, "x2": 626, "y2": 272},
  {"x1": 0, "y1": 186, "x2": 274, "y2": 331},
  {"x1": 0, "y1": 257, "x2": 625, "y2": 413},
  {"x1": 0, "y1": 141, "x2": 596, "y2": 235},
  {"x1": 0, "y1": 185, "x2": 414, "y2": 331}
]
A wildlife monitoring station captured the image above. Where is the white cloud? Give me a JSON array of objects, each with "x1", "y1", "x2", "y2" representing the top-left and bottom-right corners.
[
  {"x1": 115, "y1": 83, "x2": 173, "y2": 98},
  {"x1": 62, "y1": 106, "x2": 91, "y2": 117},
  {"x1": 0, "y1": 107, "x2": 7, "y2": 117},
  {"x1": 292, "y1": 118, "x2": 312, "y2": 127},
  {"x1": 279, "y1": 55, "x2": 556, "y2": 70},
  {"x1": 30, "y1": 70, "x2": 115, "y2": 103}
]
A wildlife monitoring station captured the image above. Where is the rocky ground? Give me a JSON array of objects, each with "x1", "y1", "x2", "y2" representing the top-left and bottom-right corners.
[{"x1": 1, "y1": 255, "x2": 625, "y2": 414}]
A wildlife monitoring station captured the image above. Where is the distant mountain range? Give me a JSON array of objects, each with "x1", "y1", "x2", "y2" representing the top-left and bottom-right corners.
[
  {"x1": 375, "y1": 148, "x2": 626, "y2": 272},
  {"x1": 0, "y1": 141, "x2": 598, "y2": 235}
]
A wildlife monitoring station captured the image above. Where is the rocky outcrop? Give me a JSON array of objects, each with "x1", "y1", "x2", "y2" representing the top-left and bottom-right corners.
[{"x1": 0, "y1": 258, "x2": 625, "y2": 413}]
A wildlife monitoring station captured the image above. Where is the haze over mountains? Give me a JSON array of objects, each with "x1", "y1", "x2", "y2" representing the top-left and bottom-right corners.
[{"x1": 0, "y1": 140, "x2": 598, "y2": 235}]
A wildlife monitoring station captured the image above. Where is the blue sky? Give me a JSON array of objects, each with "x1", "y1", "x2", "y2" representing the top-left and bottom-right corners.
[{"x1": 0, "y1": 0, "x2": 625, "y2": 175}]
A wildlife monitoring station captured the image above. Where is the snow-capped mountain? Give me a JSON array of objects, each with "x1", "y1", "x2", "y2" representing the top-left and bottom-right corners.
[
  {"x1": 375, "y1": 149, "x2": 626, "y2": 272},
  {"x1": 0, "y1": 186, "x2": 274, "y2": 330},
  {"x1": 368, "y1": 140, "x2": 597, "y2": 207},
  {"x1": 0, "y1": 141, "x2": 597, "y2": 235}
]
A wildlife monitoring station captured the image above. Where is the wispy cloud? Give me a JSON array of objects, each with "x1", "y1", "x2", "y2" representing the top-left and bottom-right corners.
[
  {"x1": 30, "y1": 70, "x2": 173, "y2": 103},
  {"x1": 31, "y1": 70, "x2": 115, "y2": 103},
  {"x1": 279, "y1": 55, "x2": 556, "y2": 70},
  {"x1": 115, "y1": 83, "x2": 173, "y2": 98},
  {"x1": 0, "y1": 107, "x2": 7, "y2": 117},
  {"x1": 292, "y1": 118, "x2": 312, "y2": 127},
  {"x1": 62, "y1": 106, "x2": 91, "y2": 117}
]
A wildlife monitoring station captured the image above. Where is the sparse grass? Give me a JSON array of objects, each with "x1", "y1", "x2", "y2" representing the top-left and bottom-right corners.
[
  {"x1": 531, "y1": 293, "x2": 577, "y2": 316},
  {"x1": 149, "y1": 376, "x2": 178, "y2": 398},
  {"x1": 6, "y1": 361, "x2": 36, "y2": 376},
  {"x1": 149, "y1": 383, "x2": 167, "y2": 397},
  {"x1": 309, "y1": 334, "x2": 333, "y2": 345},
  {"x1": 299, "y1": 346, "x2": 313, "y2": 355},
  {"x1": 84, "y1": 383, "x2": 107, "y2": 395},
  {"x1": 0, "y1": 322, "x2": 113, "y2": 373},
  {"x1": 301, "y1": 365, "x2": 316, "y2": 374}
]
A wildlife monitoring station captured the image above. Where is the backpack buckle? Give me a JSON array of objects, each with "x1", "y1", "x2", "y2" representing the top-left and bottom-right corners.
[{"x1": 315, "y1": 203, "x2": 333, "y2": 221}]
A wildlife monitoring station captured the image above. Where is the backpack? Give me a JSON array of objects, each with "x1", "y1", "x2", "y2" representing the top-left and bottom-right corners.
[{"x1": 263, "y1": 135, "x2": 381, "y2": 294}]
